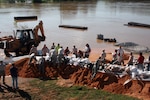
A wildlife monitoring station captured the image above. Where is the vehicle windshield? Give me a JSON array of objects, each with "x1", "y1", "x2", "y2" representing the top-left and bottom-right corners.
[{"x1": 16, "y1": 30, "x2": 34, "y2": 39}]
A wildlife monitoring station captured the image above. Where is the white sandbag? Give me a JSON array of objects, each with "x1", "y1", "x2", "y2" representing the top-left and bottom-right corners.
[
  {"x1": 35, "y1": 56, "x2": 42, "y2": 62},
  {"x1": 80, "y1": 58, "x2": 90, "y2": 64},
  {"x1": 71, "y1": 54, "x2": 76, "y2": 58},
  {"x1": 45, "y1": 53, "x2": 50, "y2": 61},
  {"x1": 30, "y1": 53, "x2": 35, "y2": 57},
  {"x1": 130, "y1": 66, "x2": 138, "y2": 78},
  {"x1": 73, "y1": 61, "x2": 79, "y2": 66}
]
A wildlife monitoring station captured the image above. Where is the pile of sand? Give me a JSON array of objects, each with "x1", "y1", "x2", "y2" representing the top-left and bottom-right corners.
[{"x1": 5, "y1": 56, "x2": 150, "y2": 100}]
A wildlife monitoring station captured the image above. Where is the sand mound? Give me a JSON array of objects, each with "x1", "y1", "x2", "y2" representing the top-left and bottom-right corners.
[
  {"x1": 5, "y1": 58, "x2": 40, "y2": 78},
  {"x1": 5, "y1": 58, "x2": 150, "y2": 100}
]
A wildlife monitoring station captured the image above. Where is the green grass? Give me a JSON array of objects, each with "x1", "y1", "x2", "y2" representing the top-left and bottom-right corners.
[{"x1": 29, "y1": 79, "x2": 139, "y2": 100}]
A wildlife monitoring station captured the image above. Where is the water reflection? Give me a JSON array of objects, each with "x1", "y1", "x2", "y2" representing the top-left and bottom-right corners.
[{"x1": 59, "y1": 1, "x2": 97, "y2": 20}]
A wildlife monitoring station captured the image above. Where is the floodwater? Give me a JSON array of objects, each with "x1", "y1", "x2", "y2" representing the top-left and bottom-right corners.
[{"x1": 0, "y1": 0, "x2": 150, "y2": 58}]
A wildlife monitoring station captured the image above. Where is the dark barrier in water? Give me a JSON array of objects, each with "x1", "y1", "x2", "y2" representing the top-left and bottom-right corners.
[{"x1": 14, "y1": 16, "x2": 37, "y2": 21}]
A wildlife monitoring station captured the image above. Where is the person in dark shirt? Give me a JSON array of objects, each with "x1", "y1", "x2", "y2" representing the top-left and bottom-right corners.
[
  {"x1": 137, "y1": 52, "x2": 145, "y2": 71},
  {"x1": 0, "y1": 61, "x2": 6, "y2": 85},
  {"x1": 38, "y1": 56, "x2": 45, "y2": 78},
  {"x1": 10, "y1": 63, "x2": 18, "y2": 90},
  {"x1": 147, "y1": 55, "x2": 150, "y2": 71},
  {"x1": 64, "y1": 47, "x2": 70, "y2": 56}
]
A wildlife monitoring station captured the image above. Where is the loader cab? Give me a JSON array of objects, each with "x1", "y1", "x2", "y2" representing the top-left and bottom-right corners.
[{"x1": 15, "y1": 29, "x2": 34, "y2": 40}]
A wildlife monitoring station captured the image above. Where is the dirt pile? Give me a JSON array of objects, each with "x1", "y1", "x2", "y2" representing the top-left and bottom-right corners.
[
  {"x1": 5, "y1": 58, "x2": 150, "y2": 100},
  {"x1": 103, "y1": 75, "x2": 150, "y2": 100},
  {"x1": 70, "y1": 67, "x2": 150, "y2": 100},
  {"x1": 5, "y1": 58, "x2": 40, "y2": 78},
  {"x1": 5, "y1": 58, "x2": 79, "y2": 78}
]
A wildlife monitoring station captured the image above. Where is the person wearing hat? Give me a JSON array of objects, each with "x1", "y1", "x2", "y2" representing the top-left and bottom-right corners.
[{"x1": 0, "y1": 61, "x2": 6, "y2": 85}]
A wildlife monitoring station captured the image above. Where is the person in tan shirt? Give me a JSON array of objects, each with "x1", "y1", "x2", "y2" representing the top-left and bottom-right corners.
[{"x1": 127, "y1": 52, "x2": 134, "y2": 66}]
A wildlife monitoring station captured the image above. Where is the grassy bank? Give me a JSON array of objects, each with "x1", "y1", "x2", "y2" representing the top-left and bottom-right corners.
[{"x1": 28, "y1": 79, "x2": 139, "y2": 100}]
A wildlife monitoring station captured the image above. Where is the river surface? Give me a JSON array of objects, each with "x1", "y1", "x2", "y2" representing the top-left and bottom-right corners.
[{"x1": 0, "y1": 0, "x2": 150, "y2": 58}]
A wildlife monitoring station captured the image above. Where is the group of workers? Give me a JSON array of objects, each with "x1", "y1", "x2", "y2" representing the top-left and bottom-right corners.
[
  {"x1": 28, "y1": 43, "x2": 91, "y2": 64},
  {"x1": 91, "y1": 46, "x2": 150, "y2": 79},
  {"x1": 97, "y1": 46, "x2": 150, "y2": 71},
  {"x1": 28, "y1": 43, "x2": 91, "y2": 78},
  {"x1": 93, "y1": 46, "x2": 125, "y2": 71},
  {"x1": 29, "y1": 43, "x2": 150, "y2": 72}
]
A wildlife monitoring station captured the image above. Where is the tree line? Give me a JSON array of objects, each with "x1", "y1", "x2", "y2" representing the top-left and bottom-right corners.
[
  {"x1": 0, "y1": 0, "x2": 149, "y2": 3},
  {"x1": 0, "y1": 0, "x2": 43, "y2": 3}
]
